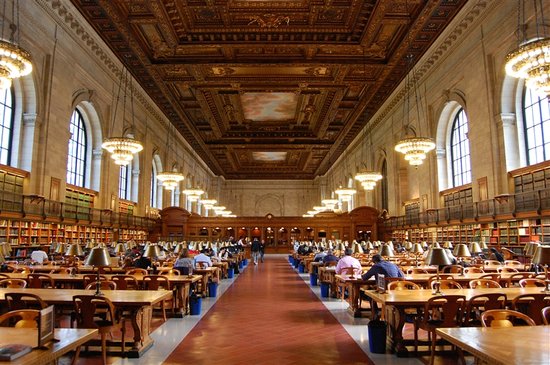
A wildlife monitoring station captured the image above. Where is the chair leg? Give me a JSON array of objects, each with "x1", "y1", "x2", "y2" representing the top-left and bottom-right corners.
[
  {"x1": 70, "y1": 345, "x2": 81, "y2": 365},
  {"x1": 429, "y1": 331, "x2": 436, "y2": 365},
  {"x1": 120, "y1": 319, "x2": 126, "y2": 358},
  {"x1": 101, "y1": 333, "x2": 107, "y2": 365}
]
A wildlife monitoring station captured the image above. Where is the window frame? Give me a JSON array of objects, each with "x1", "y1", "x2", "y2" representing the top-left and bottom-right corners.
[
  {"x1": 0, "y1": 87, "x2": 14, "y2": 166},
  {"x1": 449, "y1": 107, "x2": 472, "y2": 187},
  {"x1": 522, "y1": 87, "x2": 550, "y2": 165},
  {"x1": 66, "y1": 109, "x2": 88, "y2": 187}
]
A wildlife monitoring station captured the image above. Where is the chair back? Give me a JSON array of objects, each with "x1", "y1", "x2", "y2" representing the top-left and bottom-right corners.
[
  {"x1": 427, "y1": 274, "x2": 453, "y2": 287},
  {"x1": 111, "y1": 275, "x2": 139, "y2": 290},
  {"x1": 481, "y1": 309, "x2": 536, "y2": 327},
  {"x1": 442, "y1": 265, "x2": 463, "y2": 274},
  {"x1": 5, "y1": 293, "x2": 47, "y2": 310},
  {"x1": 407, "y1": 267, "x2": 428, "y2": 275},
  {"x1": 174, "y1": 266, "x2": 190, "y2": 275},
  {"x1": 0, "y1": 273, "x2": 9, "y2": 279},
  {"x1": 26, "y1": 273, "x2": 54, "y2": 288},
  {"x1": 465, "y1": 293, "x2": 507, "y2": 325},
  {"x1": 507, "y1": 273, "x2": 534, "y2": 287},
  {"x1": 157, "y1": 268, "x2": 180, "y2": 276},
  {"x1": 542, "y1": 306, "x2": 550, "y2": 325},
  {"x1": 519, "y1": 278, "x2": 546, "y2": 288},
  {"x1": 434, "y1": 279, "x2": 462, "y2": 289},
  {"x1": 423, "y1": 295, "x2": 466, "y2": 327},
  {"x1": 340, "y1": 267, "x2": 361, "y2": 276},
  {"x1": 387, "y1": 280, "x2": 420, "y2": 291},
  {"x1": 469, "y1": 279, "x2": 501, "y2": 289},
  {"x1": 324, "y1": 261, "x2": 338, "y2": 267},
  {"x1": 143, "y1": 275, "x2": 170, "y2": 290},
  {"x1": 483, "y1": 260, "x2": 502, "y2": 267},
  {"x1": 0, "y1": 309, "x2": 40, "y2": 328},
  {"x1": 497, "y1": 267, "x2": 518, "y2": 273},
  {"x1": 196, "y1": 261, "x2": 209, "y2": 269},
  {"x1": 479, "y1": 273, "x2": 501, "y2": 281},
  {"x1": 126, "y1": 268, "x2": 148, "y2": 276},
  {"x1": 82, "y1": 274, "x2": 107, "y2": 287},
  {"x1": 504, "y1": 260, "x2": 522, "y2": 266},
  {"x1": 0, "y1": 278, "x2": 27, "y2": 288},
  {"x1": 85, "y1": 280, "x2": 117, "y2": 290},
  {"x1": 463, "y1": 267, "x2": 484, "y2": 274},
  {"x1": 72, "y1": 295, "x2": 116, "y2": 329},
  {"x1": 512, "y1": 293, "x2": 550, "y2": 325}
]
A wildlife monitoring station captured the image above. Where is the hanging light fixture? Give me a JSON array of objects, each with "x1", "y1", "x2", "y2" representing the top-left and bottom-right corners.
[
  {"x1": 335, "y1": 186, "x2": 356, "y2": 202},
  {"x1": 182, "y1": 188, "x2": 204, "y2": 202},
  {"x1": 321, "y1": 198, "x2": 339, "y2": 210},
  {"x1": 505, "y1": 0, "x2": 550, "y2": 96},
  {"x1": 200, "y1": 199, "x2": 217, "y2": 210},
  {"x1": 102, "y1": 69, "x2": 143, "y2": 165},
  {"x1": 355, "y1": 170, "x2": 383, "y2": 190},
  {"x1": 0, "y1": 0, "x2": 32, "y2": 89},
  {"x1": 156, "y1": 125, "x2": 184, "y2": 190}
]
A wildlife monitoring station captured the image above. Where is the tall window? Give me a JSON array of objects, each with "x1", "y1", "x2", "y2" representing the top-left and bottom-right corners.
[
  {"x1": 151, "y1": 165, "x2": 158, "y2": 208},
  {"x1": 66, "y1": 109, "x2": 87, "y2": 187},
  {"x1": 119, "y1": 165, "x2": 129, "y2": 200},
  {"x1": 523, "y1": 88, "x2": 550, "y2": 165},
  {"x1": 0, "y1": 88, "x2": 14, "y2": 165},
  {"x1": 450, "y1": 108, "x2": 471, "y2": 187},
  {"x1": 381, "y1": 160, "x2": 388, "y2": 210}
]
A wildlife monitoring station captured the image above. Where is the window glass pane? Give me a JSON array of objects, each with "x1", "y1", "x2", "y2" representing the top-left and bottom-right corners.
[
  {"x1": 523, "y1": 88, "x2": 550, "y2": 164},
  {"x1": 0, "y1": 88, "x2": 14, "y2": 165},
  {"x1": 450, "y1": 108, "x2": 472, "y2": 187},
  {"x1": 66, "y1": 110, "x2": 87, "y2": 187}
]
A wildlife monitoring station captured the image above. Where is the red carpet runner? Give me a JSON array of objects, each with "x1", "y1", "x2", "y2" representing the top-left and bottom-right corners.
[{"x1": 163, "y1": 255, "x2": 374, "y2": 365}]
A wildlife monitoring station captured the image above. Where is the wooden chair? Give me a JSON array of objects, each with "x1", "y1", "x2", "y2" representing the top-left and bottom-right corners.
[
  {"x1": 111, "y1": 275, "x2": 139, "y2": 290},
  {"x1": 49, "y1": 267, "x2": 75, "y2": 274},
  {"x1": 542, "y1": 306, "x2": 550, "y2": 325},
  {"x1": 11, "y1": 266, "x2": 34, "y2": 274},
  {"x1": 442, "y1": 265, "x2": 463, "y2": 274},
  {"x1": 83, "y1": 274, "x2": 107, "y2": 288},
  {"x1": 463, "y1": 267, "x2": 484, "y2": 274},
  {"x1": 519, "y1": 278, "x2": 546, "y2": 288},
  {"x1": 387, "y1": 280, "x2": 420, "y2": 291},
  {"x1": 142, "y1": 275, "x2": 172, "y2": 321},
  {"x1": 512, "y1": 293, "x2": 550, "y2": 325},
  {"x1": 504, "y1": 260, "x2": 522, "y2": 266},
  {"x1": 0, "y1": 278, "x2": 27, "y2": 288},
  {"x1": 96, "y1": 266, "x2": 114, "y2": 274},
  {"x1": 5, "y1": 292, "x2": 48, "y2": 310},
  {"x1": 0, "y1": 309, "x2": 39, "y2": 328},
  {"x1": 480, "y1": 309, "x2": 536, "y2": 327},
  {"x1": 479, "y1": 273, "x2": 501, "y2": 281},
  {"x1": 483, "y1": 260, "x2": 502, "y2": 268},
  {"x1": 72, "y1": 295, "x2": 125, "y2": 365},
  {"x1": 506, "y1": 272, "x2": 534, "y2": 287},
  {"x1": 415, "y1": 295, "x2": 466, "y2": 365},
  {"x1": 427, "y1": 275, "x2": 453, "y2": 289},
  {"x1": 468, "y1": 279, "x2": 501, "y2": 289},
  {"x1": 126, "y1": 268, "x2": 148, "y2": 276},
  {"x1": 432, "y1": 279, "x2": 462, "y2": 290},
  {"x1": 407, "y1": 267, "x2": 428, "y2": 275},
  {"x1": 26, "y1": 273, "x2": 54, "y2": 288},
  {"x1": 464, "y1": 293, "x2": 507, "y2": 326},
  {"x1": 0, "y1": 273, "x2": 9, "y2": 279},
  {"x1": 85, "y1": 280, "x2": 117, "y2": 290},
  {"x1": 324, "y1": 260, "x2": 338, "y2": 267},
  {"x1": 497, "y1": 267, "x2": 518, "y2": 273},
  {"x1": 157, "y1": 268, "x2": 180, "y2": 275},
  {"x1": 195, "y1": 261, "x2": 209, "y2": 269}
]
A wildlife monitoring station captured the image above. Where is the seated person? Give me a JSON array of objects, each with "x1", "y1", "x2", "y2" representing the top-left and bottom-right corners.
[
  {"x1": 488, "y1": 247, "x2": 504, "y2": 263},
  {"x1": 133, "y1": 253, "x2": 152, "y2": 270},
  {"x1": 174, "y1": 248, "x2": 194, "y2": 275},
  {"x1": 194, "y1": 249, "x2": 213, "y2": 268},
  {"x1": 335, "y1": 248, "x2": 362, "y2": 275},
  {"x1": 322, "y1": 249, "x2": 339, "y2": 264},
  {"x1": 313, "y1": 247, "x2": 327, "y2": 262},
  {"x1": 30, "y1": 249, "x2": 49, "y2": 264},
  {"x1": 362, "y1": 254, "x2": 404, "y2": 317}
]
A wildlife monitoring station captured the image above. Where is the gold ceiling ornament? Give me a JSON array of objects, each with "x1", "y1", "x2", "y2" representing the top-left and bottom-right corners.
[
  {"x1": 505, "y1": 0, "x2": 550, "y2": 96},
  {"x1": 182, "y1": 188, "x2": 204, "y2": 202},
  {"x1": 335, "y1": 186, "x2": 356, "y2": 202},
  {"x1": 102, "y1": 69, "x2": 143, "y2": 165},
  {"x1": 248, "y1": 14, "x2": 290, "y2": 28},
  {"x1": 0, "y1": 0, "x2": 33, "y2": 89}
]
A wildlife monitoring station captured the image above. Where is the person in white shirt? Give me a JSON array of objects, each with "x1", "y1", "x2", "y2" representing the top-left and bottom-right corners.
[
  {"x1": 30, "y1": 250, "x2": 49, "y2": 264},
  {"x1": 194, "y1": 249, "x2": 213, "y2": 267}
]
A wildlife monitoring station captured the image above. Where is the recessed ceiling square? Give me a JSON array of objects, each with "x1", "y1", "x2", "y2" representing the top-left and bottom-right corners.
[
  {"x1": 241, "y1": 92, "x2": 298, "y2": 122},
  {"x1": 252, "y1": 152, "x2": 287, "y2": 162}
]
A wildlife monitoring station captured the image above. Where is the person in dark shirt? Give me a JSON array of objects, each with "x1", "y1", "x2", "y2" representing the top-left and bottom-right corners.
[
  {"x1": 488, "y1": 247, "x2": 505, "y2": 263},
  {"x1": 362, "y1": 254, "x2": 404, "y2": 281},
  {"x1": 322, "y1": 250, "x2": 339, "y2": 264},
  {"x1": 133, "y1": 254, "x2": 152, "y2": 270}
]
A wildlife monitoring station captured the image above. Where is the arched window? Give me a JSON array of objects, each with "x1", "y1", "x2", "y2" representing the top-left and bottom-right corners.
[
  {"x1": 119, "y1": 165, "x2": 129, "y2": 200},
  {"x1": 523, "y1": 88, "x2": 550, "y2": 165},
  {"x1": 0, "y1": 88, "x2": 14, "y2": 165},
  {"x1": 150, "y1": 165, "x2": 157, "y2": 207},
  {"x1": 450, "y1": 108, "x2": 471, "y2": 187},
  {"x1": 381, "y1": 160, "x2": 388, "y2": 210},
  {"x1": 66, "y1": 109, "x2": 88, "y2": 187}
]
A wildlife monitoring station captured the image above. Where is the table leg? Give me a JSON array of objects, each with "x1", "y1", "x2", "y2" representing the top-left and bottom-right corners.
[
  {"x1": 125, "y1": 305, "x2": 154, "y2": 358},
  {"x1": 386, "y1": 305, "x2": 408, "y2": 356}
]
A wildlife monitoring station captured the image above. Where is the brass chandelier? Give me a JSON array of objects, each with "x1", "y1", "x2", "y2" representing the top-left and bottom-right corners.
[{"x1": 156, "y1": 125, "x2": 184, "y2": 190}]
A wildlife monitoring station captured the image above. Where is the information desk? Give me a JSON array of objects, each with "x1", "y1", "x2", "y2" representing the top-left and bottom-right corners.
[
  {"x1": 436, "y1": 326, "x2": 550, "y2": 365},
  {"x1": 362, "y1": 287, "x2": 545, "y2": 355},
  {"x1": 0, "y1": 288, "x2": 172, "y2": 357},
  {"x1": 0, "y1": 328, "x2": 97, "y2": 365}
]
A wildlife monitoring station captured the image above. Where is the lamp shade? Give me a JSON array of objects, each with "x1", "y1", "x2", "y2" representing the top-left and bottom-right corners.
[
  {"x1": 525, "y1": 242, "x2": 541, "y2": 257},
  {"x1": 426, "y1": 248, "x2": 452, "y2": 266},
  {"x1": 85, "y1": 241, "x2": 96, "y2": 249},
  {"x1": 411, "y1": 243, "x2": 424, "y2": 254},
  {"x1": 532, "y1": 246, "x2": 550, "y2": 265},
  {"x1": 443, "y1": 241, "x2": 453, "y2": 249},
  {"x1": 143, "y1": 244, "x2": 160, "y2": 258},
  {"x1": 379, "y1": 244, "x2": 394, "y2": 257},
  {"x1": 453, "y1": 243, "x2": 471, "y2": 258},
  {"x1": 84, "y1": 247, "x2": 111, "y2": 267},
  {"x1": 468, "y1": 242, "x2": 482, "y2": 254},
  {"x1": 352, "y1": 242, "x2": 364, "y2": 254},
  {"x1": 174, "y1": 243, "x2": 183, "y2": 254},
  {"x1": 430, "y1": 242, "x2": 441, "y2": 249},
  {"x1": 114, "y1": 243, "x2": 126, "y2": 254},
  {"x1": 65, "y1": 244, "x2": 83, "y2": 256}
]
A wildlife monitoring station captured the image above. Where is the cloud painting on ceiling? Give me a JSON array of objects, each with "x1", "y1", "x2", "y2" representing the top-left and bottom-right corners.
[
  {"x1": 252, "y1": 152, "x2": 287, "y2": 162},
  {"x1": 241, "y1": 92, "x2": 297, "y2": 122}
]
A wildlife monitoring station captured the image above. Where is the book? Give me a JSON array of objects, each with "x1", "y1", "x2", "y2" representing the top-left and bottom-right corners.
[{"x1": 0, "y1": 344, "x2": 32, "y2": 361}]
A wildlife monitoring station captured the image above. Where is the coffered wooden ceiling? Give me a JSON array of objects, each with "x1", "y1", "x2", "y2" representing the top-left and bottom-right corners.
[{"x1": 71, "y1": 0, "x2": 467, "y2": 179}]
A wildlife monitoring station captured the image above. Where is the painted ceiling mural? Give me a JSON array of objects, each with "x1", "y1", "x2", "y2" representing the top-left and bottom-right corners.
[{"x1": 71, "y1": 0, "x2": 468, "y2": 179}]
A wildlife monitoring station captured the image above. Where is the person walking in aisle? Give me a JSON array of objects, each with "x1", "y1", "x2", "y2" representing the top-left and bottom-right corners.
[
  {"x1": 259, "y1": 239, "x2": 266, "y2": 263},
  {"x1": 251, "y1": 238, "x2": 261, "y2": 265}
]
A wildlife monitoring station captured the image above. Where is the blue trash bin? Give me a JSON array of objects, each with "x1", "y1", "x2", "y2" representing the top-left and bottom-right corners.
[
  {"x1": 243, "y1": 259, "x2": 248, "y2": 266},
  {"x1": 320, "y1": 282, "x2": 330, "y2": 297},
  {"x1": 293, "y1": 259, "x2": 300, "y2": 268},
  {"x1": 190, "y1": 296, "x2": 202, "y2": 315},
  {"x1": 208, "y1": 282, "x2": 218, "y2": 297},
  {"x1": 227, "y1": 267, "x2": 234, "y2": 278},
  {"x1": 239, "y1": 261, "x2": 244, "y2": 269},
  {"x1": 298, "y1": 264, "x2": 305, "y2": 273},
  {"x1": 368, "y1": 320, "x2": 387, "y2": 354},
  {"x1": 309, "y1": 273, "x2": 318, "y2": 286}
]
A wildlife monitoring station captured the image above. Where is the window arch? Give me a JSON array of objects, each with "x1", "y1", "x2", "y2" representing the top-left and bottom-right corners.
[
  {"x1": 522, "y1": 87, "x2": 550, "y2": 165},
  {"x1": 119, "y1": 164, "x2": 130, "y2": 200},
  {"x1": 450, "y1": 108, "x2": 471, "y2": 187},
  {"x1": 151, "y1": 153, "x2": 163, "y2": 209},
  {"x1": 0, "y1": 88, "x2": 14, "y2": 165},
  {"x1": 66, "y1": 109, "x2": 88, "y2": 187}
]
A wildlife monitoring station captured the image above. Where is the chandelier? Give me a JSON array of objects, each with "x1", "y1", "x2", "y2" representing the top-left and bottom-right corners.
[
  {"x1": 395, "y1": 136, "x2": 435, "y2": 166},
  {"x1": 156, "y1": 171, "x2": 184, "y2": 190},
  {"x1": 102, "y1": 69, "x2": 142, "y2": 165},
  {"x1": 505, "y1": 1, "x2": 550, "y2": 96},
  {"x1": 212, "y1": 205, "x2": 226, "y2": 213},
  {"x1": 354, "y1": 170, "x2": 383, "y2": 191},
  {"x1": 182, "y1": 188, "x2": 204, "y2": 202},
  {"x1": 321, "y1": 198, "x2": 339, "y2": 210},
  {"x1": 335, "y1": 186, "x2": 356, "y2": 202},
  {"x1": 0, "y1": 0, "x2": 33, "y2": 89},
  {"x1": 200, "y1": 199, "x2": 217, "y2": 209}
]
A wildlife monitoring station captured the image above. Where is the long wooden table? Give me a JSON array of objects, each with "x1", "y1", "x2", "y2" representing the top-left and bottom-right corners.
[
  {"x1": 0, "y1": 328, "x2": 98, "y2": 365},
  {"x1": 362, "y1": 287, "x2": 545, "y2": 356},
  {"x1": 0, "y1": 288, "x2": 172, "y2": 357},
  {"x1": 436, "y1": 326, "x2": 550, "y2": 365}
]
